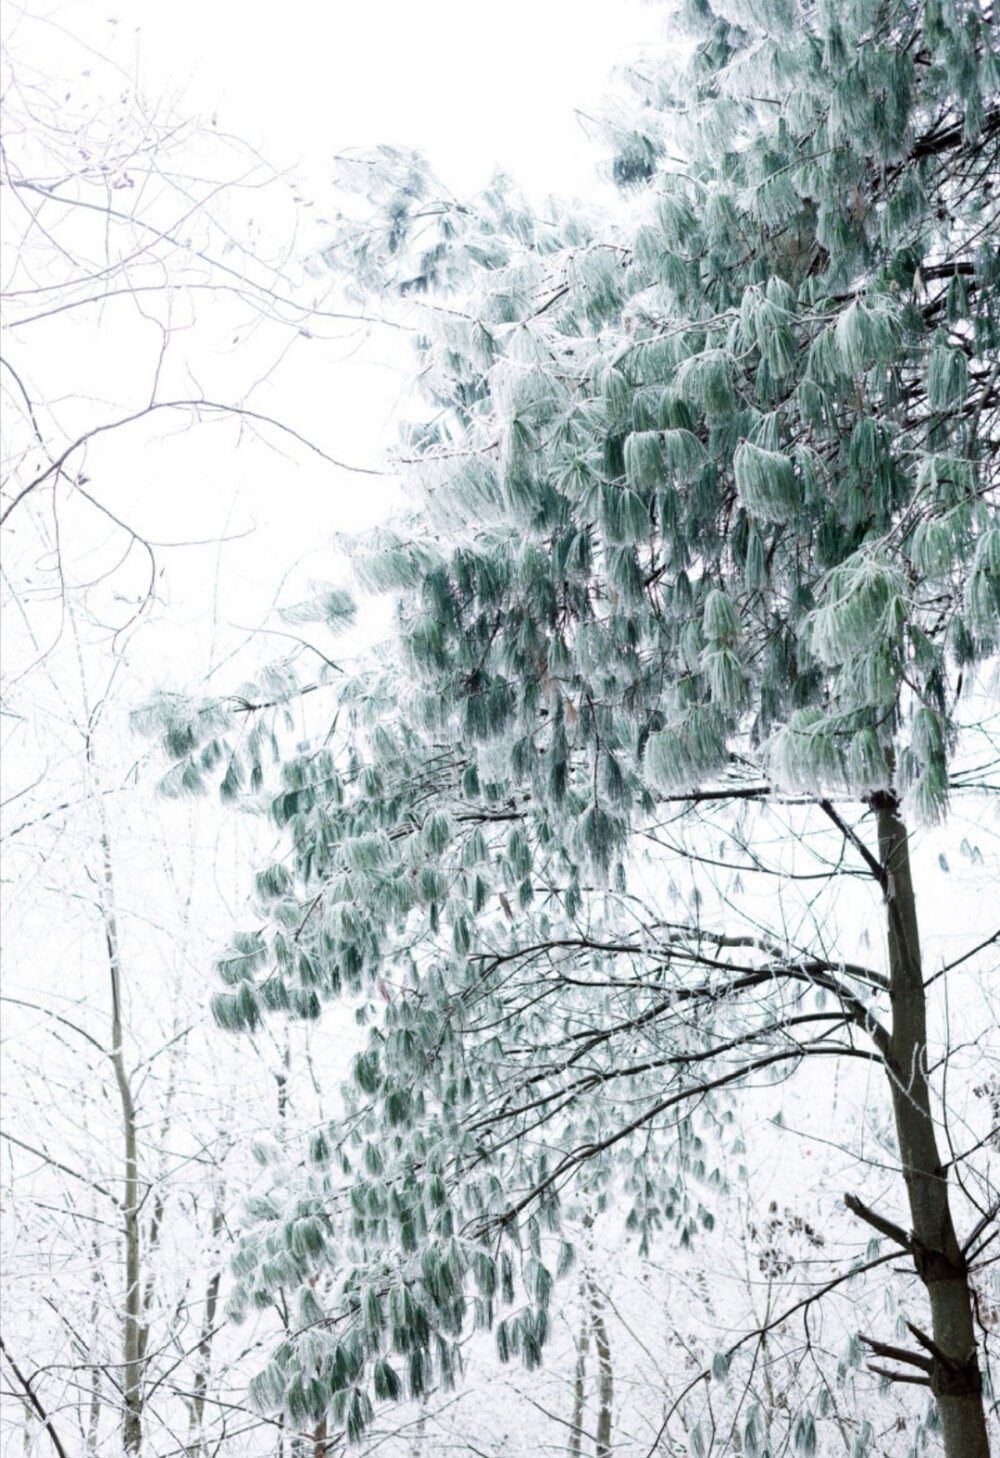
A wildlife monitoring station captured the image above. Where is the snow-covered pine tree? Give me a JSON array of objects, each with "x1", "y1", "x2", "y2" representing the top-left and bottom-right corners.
[{"x1": 144, "y1": 1, "x2": 999, "y2": 1452}]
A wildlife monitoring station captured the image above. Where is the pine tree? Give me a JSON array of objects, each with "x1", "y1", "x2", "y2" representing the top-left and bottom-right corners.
[{"x1": 146, "y1": 1, "x2": 1000, "y2": 1452}]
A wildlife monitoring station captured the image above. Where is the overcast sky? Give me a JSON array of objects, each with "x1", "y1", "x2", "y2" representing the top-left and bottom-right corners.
[
  {"x1": 130, "y1": 0, "x2": 657, "y2": 198},
  {"x1": 19, "y1": 0, "x2": 658, "y2": 197},
  {"x1": 2, "y1": 0, "x2": 667, "y2": 693}
]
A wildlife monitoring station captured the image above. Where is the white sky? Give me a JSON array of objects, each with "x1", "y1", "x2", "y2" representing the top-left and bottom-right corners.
[
  {"x1": 131, "y1": 0, "x2": 657, "y2": 198},
  {"x1": 20, "y1": 0, "x2": 658, "y2": 198},
  {"x1": 2, "y1": 0, "x2": 664, "y2": 693}
]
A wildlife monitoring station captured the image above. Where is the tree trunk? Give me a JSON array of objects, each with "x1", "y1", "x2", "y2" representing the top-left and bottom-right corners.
[
  {"x1": 411, "y1": 1406, "x2": 426, "y2": 1458},
  {"x1": 874, "y1": 793, "x2": 988, "y2": 1458},
  {"x1": 186, "y1": 1202, "x2": 225, "y2": 1456},
  {"x1": 587, "y1": 1275, "x2": 613, "y2": 1458},
  {"x1": 568, "y1": 1277, "x2": 590, "y2": 1458},
  {"x1": 87, "y1": 1231, "x2": 103, "y2": 1451},
  {"x1": 100, "y1": 824, "x2": 143, "y2": 1456}
]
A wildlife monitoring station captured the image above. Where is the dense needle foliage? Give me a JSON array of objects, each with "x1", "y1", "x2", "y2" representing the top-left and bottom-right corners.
[{"x1": 140, "y1": 0, "x2": 999, "y2": 1449}]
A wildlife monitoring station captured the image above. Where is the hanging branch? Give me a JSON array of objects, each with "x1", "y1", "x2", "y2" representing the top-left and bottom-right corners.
[{"x1": 0, "y1": 1336, "x2": 70, "y2": 1458}]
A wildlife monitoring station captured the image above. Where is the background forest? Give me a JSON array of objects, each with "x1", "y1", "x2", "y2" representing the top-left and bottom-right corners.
[{"x1": 1, "y1": 2, "x2": 998, "y2": 1457}]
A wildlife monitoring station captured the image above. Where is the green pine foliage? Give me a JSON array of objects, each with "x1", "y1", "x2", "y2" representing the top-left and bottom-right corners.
[{"x1": 141, "y1": 0, "x2": 998, "y2": 1444}]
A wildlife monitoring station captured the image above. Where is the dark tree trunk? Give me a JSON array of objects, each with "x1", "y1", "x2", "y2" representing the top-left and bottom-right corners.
[
  {"x1": 312, "y1": 1416, "x2": 328, "y2": 1457},
  {"x1": 874, "y1": 794, "x2": 989, "y2": 1458}
]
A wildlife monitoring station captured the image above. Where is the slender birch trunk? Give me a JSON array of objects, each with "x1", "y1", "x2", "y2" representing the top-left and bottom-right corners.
[
  {"x1": 568, "y1": 1276, "x2": 590, "y2": 1458},
  {"x1": 586, "y1": 1275, "x2": 613, "y2": 1458},
  {"x1": 99, "y1": 823, "x2": 143, "y2": 1454},
  {"x1": 87, "y1": 1230, "x2": 103, "y2": 1451},
  {"x1": 186, "y1": 1201, "x2": 225, "y2": 1455}
]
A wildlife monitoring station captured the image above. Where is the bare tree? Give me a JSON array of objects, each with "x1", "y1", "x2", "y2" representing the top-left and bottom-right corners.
[
  {"x1": 1, "y1": 2, "x2": 389, "y2": 685},
  {"x1": 0, "y1": 13, "x2": 370, "y2": 1454}
]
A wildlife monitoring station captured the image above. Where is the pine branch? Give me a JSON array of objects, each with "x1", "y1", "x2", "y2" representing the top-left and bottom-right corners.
[
  {"x1": 818, "y1": 801, "x2": 888, "y2": 891},
  {"x1": 912, "y1": 104, "x2": 1000, "y2": 160},
  {"x1": 859, "y1": 1333, "x2": 933, "y2": 1373},
  {"x1": 925, "y1": 929, "x2": 1000, "y2": 990},
  {"x1": 844, "y1": 1192, "x2": 913, "y2": 1251},
  {"x1": 906, "y1": 1321, "x2": 961, "y2": 1372},
  {"x1": 483, "y1": 1044, "x2": 881, "y2": 1231},
  {"x1": 866, "y1": 1364, "x2": 931, "y2": 1387},
  {"x1": 963, "y1": 1200, "x2": 1000, "y2": 1256}
]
